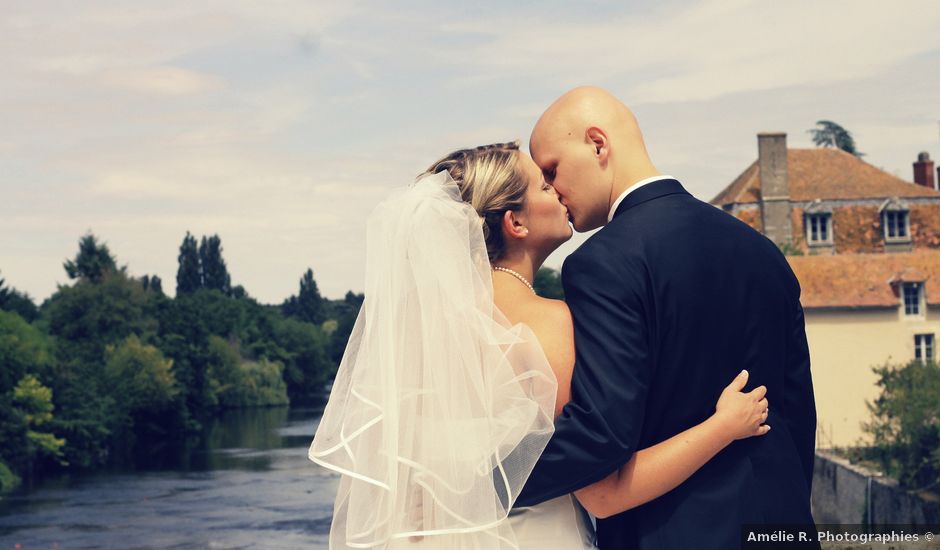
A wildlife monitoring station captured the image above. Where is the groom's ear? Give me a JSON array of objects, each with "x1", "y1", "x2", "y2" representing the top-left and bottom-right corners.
[{"x1": 586, "y1": 126, "x2": 609, "y2": 165}]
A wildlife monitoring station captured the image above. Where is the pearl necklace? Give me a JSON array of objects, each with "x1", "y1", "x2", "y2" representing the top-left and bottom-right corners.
[{"x1": 492, "y1": 266, "x2": 536, "y2": 294}]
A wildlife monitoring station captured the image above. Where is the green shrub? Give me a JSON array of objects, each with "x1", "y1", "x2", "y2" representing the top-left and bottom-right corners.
[
  {"x1": 863, "y1": 360, "x2": 940, "y2": 492},
  {"x1": 0, "y1": 459, "x2": 20, "y2": 493},
  {"x1": 104, "y1": 335, "x2": 179, "y2": 426},
  {"x1": 12, "y1": 374, "x2": 67, "y2": 466},
  {"x1": 207, "y1": 336, "x2": 288, "y2": 408}
]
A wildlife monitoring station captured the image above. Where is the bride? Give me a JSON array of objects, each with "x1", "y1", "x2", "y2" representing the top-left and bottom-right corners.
[{"x1": 308, "y1": 141, "x2": 770, "y2": 549}]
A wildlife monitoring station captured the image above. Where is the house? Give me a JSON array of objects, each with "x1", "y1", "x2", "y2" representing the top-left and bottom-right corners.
[{"x1": 711, "y1": 133, "x2": 940, "y2": 447}]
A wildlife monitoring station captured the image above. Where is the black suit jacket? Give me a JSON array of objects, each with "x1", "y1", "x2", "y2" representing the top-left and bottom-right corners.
[{"x1": 516, "y1": 179, "x2": 818, "y2": 550}]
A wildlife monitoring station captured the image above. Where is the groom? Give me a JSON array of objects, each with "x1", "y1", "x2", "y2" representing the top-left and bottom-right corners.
[{"x1": 516, "y1": 87, "x2": 818, "y2": 550}]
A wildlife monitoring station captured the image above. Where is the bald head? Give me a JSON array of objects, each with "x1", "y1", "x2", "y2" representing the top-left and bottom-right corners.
[
  {"x1": 531, "y1": 86, "x2": 640, "y2": 153},
  {"x1": 529, "y1": 86, "x2": 659, "y2": 232}
]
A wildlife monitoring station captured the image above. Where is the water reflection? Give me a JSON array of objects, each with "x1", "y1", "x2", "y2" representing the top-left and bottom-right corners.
[{"x1": 0, "y1": 404, "x2": 339, "y2": 549}]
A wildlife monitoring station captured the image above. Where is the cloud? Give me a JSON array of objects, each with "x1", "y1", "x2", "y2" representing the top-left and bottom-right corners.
[
  {"x1": 3, "y1": 0, "x2": 939, "y2": 305},
  {"x1": 433, "y1": 0, "x2": 940, "y2": 104},
  {"x1": 102, "y1": 66, "x2": 225, "y2": 96}
]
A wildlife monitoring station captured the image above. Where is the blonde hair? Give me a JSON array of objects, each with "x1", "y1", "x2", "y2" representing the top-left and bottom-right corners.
[{"x1": 423, "y1": 141, "x2": 529, "y2": 262}]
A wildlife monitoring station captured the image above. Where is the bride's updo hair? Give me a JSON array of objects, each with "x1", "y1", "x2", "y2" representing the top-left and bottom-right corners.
[{"x1": 423, "y1": 141, "x2": 529, "y2": 262}]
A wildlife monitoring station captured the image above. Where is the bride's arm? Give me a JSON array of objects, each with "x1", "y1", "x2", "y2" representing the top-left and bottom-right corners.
[{"x1": 573, "y1": 369, "x2": 769, "y2": 519}]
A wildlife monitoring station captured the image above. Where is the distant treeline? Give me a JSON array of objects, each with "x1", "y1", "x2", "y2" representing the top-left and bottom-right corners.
[
  {"x1": 0, "y1": 232, "x2": 361, "y2": 492},
  {"x1": 0, "y1": 231, "x2": 564, "y2": 492}
]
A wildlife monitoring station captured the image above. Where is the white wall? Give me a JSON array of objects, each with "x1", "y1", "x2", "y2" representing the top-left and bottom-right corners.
[{"x1": 804, "y1": 305, "x2": 940, "y2": 447}]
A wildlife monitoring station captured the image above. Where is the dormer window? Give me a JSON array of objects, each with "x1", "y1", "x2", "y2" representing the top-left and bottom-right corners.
[
  {"x1": 903, "y1": 282, "x2": 924, "y2": 316},
  {"x1": 880, "y1": 197, "x2": 912, "y2": 252},
  {"x1": 806, "y1": 214, "x2": 832, "y2": 244},
  {"x1": 804, "y1": 200, "x2": 834, "y2": 250},
  {"x1": 880, "y1": 197, "x2": 911, "y2": 243},
  {"x1": 885, "y1": 210, "x2": 909, "y2": 240}
]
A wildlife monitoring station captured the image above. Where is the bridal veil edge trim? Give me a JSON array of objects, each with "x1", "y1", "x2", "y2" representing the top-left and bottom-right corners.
[{"x1": 308, "y1": 171, "x2": 558, "y2": 549}]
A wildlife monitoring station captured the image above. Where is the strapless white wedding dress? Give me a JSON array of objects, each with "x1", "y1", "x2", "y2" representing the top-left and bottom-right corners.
[
  {"x1": 508, "y1": 493, "x2": 597, "y2": 549},
  {"x1": 311, "y1": 173, "x2": 597, "y2": 549},
  {"x1": 383, "y1": 494, "x2": 596, "y2": 549}
]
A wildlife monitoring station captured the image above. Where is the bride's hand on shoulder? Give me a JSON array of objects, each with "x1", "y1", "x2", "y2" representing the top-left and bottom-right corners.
[{"x1": 713, "y1": 369, "x2": 770, "y2": 441}]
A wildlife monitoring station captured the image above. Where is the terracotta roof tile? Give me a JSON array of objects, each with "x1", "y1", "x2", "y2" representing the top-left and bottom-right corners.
[
  {"x1": 712, "y1": 148, "x2": 940, "y2": 205},
  {"x1": 787, "y1": 251, "x2": 940, "y2": 309}
]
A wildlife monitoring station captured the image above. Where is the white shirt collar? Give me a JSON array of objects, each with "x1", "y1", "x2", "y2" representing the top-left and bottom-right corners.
[{"x1": 608, "y1": 175, "x2": 676, "y2": 222}]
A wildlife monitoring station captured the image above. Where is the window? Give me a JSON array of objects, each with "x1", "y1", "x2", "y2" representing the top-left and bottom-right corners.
[
  {"x1": 884, "y1": 210, "x2": 909, "y2": 241},
  {"x1": 903, "y1": 282, "x2": 923, "y2": 316},
  {"x1": 806, "y1": 214, "x2": 832, "y2": 244},
  {"x1": 915, "y1": 334, "x2": 935, "y2": 362}
]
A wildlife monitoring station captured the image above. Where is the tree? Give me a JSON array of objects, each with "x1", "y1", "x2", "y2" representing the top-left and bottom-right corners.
[
  {"x1": 0, "y1": 271, "x2": 39, "y2": 322},
  {"x1": 155, "y1": 291, "x2": 214, "y2": 425},
  {"x1": 63, "y1": 233, "x2": 120, "y2": 283},
  {"x1": 534, "y1": 267, "x2": 564, "y2": 299},
  {"x1": 104, "y1": 335, "x2": 179, "y2": 426},
  {"x1": 206, "y1": 335, "x2": 241, "y2": 408},
  {"x1": 0, "y1": 460, "x2": 17, "y2": 492},
  {"x1": 231, "y1": 284, "x2": 248, "y2": 300},
  {"x1": 205, "y1": 335, "x2": 289, "y2": 407},
  {"x1": 12, "y1": 375, "x2": 67, "y2": 466},
  {"x1": 43, "y1": 271, "x2": 158, "y2": 467},
  {"x1": 176, "y1": 231, "x2": 202, "y2": 295},
  {"x1": 199, "y1": 235, "x2": 232, "y2": 295},
  {"x1": 0, "y1": 310, "x2": 53, "y2": 396},
  {"x1": 0, "y1": 311, "x2": 58, "y2": 484},
  {"x1": 329, "y1": 292, "x2": 364, "y2": 365},
  {"x1": 45, "y1": 270, "x2": 155, "y2": 365},
  {"x1": 141, "y1": 274, "x2": 163, "y2": 295},
  {"x1": 43, "y1": 271, "x2": 156, "y2": 467},
  {"x1": 863, "y1": 360, "x2": 940, "y2": 492},
  {"x1": 270, "y1": 316, "x2": 333, "y2": 402},
  {"x1": 808, "y1": 120, "x2": 864, "y2": 157},
  {"x1": 282, "y1": 268, "x2": 324, "y2": 324},
  {"x1": 0, "y1": 270, "x2": 9, "y2": 303},
  {"x1": 176, "y1": 232, "x2": 233, "y2": 296}
]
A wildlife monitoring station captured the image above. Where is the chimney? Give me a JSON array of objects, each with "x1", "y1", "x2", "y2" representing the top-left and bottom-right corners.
[
  {"x1": 757, "y1": 132, "x2": 792, "y2": 245},
  {"x1": 913, "y1": 151, "x2": 936, "y2": 190}
]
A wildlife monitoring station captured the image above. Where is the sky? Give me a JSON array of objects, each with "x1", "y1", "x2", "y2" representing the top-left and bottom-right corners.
[{"x1": 2, "y1": 0, "x2": 940, "y2": 304}]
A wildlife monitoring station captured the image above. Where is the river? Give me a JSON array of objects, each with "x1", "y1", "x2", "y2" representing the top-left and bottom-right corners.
[{"x1": 0, "y1": 404, "x2": 339, "y2": 549}]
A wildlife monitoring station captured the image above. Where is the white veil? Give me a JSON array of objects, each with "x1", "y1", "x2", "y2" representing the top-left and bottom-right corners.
[{"x1": 309, "y1": 170, "x2": 557, "y2": 549}]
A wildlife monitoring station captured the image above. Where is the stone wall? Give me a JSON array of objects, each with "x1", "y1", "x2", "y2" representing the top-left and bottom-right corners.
[{"x1": 813, "y1": 450, "x2": 940, "y2": 525}]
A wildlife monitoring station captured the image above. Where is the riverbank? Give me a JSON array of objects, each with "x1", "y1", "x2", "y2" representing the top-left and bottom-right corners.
[{"x1": 0, "y1": 406, "x2": 338, "y2": 549}]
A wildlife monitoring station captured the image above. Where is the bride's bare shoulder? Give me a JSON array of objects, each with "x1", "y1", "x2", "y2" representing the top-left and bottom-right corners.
[
  {"x1": 527, "y1": 297, "x2": 572, "y2": 328},
  {"x1": 522, "y1": 297, "x2": 574, "y2": 354},
  {"x1": 525, "y1": 297, "x2": 575, "y2": 411}
]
